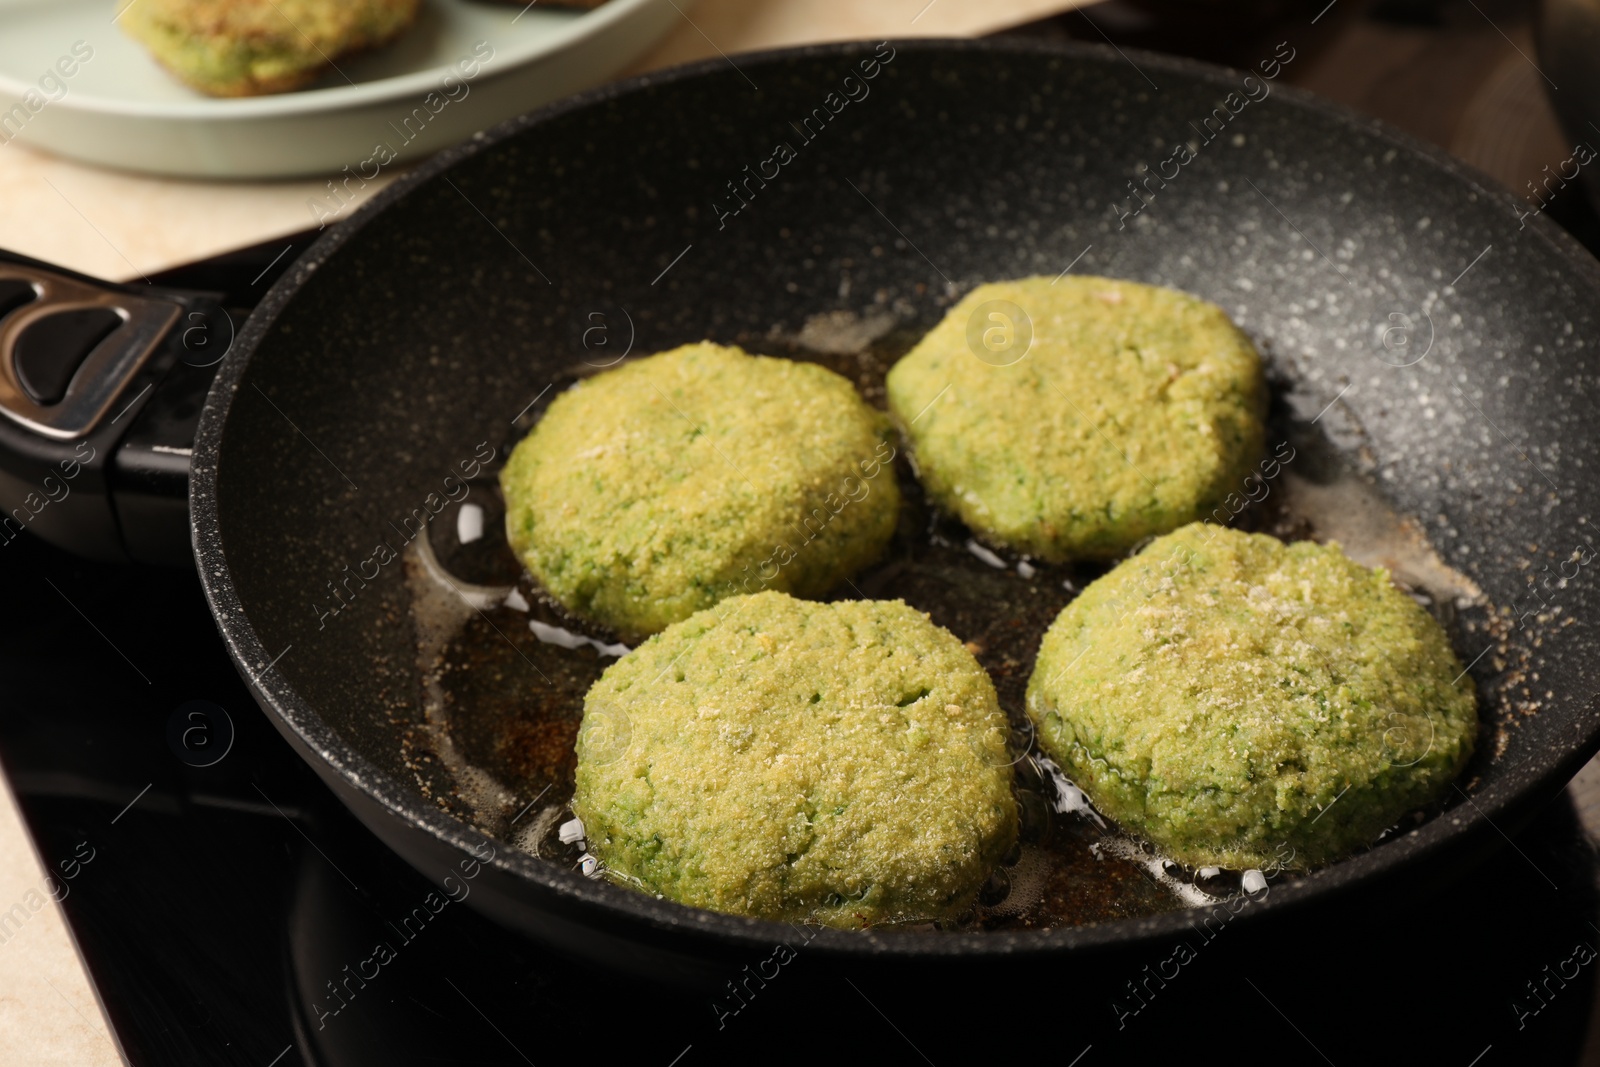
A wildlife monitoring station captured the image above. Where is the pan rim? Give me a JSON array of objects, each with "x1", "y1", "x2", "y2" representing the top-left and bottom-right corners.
[{"x1": 191, "y1": 35, "x2": 1600, "y2": 959}]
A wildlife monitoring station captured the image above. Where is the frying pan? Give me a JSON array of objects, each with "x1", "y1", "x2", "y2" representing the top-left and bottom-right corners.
[{"x1": 6, "y1": 38, "x2": 1600, "y2": 984}]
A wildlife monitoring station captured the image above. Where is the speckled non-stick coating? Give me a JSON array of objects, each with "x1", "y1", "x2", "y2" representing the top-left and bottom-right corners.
[{"x1": 191, "y1": 38, "x2": 1600, "y2": 963}]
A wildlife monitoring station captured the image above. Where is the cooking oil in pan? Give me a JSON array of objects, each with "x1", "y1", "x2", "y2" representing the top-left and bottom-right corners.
[{"x1": 402, "y1": 347, "x2": 1492, "y2": 932}]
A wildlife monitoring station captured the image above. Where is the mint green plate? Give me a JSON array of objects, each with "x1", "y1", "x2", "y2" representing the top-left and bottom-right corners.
[{"x1": 0, "y1": 0, "x2": 681, "y2": 177}]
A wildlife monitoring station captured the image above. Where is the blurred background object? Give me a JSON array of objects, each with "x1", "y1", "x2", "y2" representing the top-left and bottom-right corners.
[
  {"x1": 1021, "y1": 0, "x2": 1582, "y2": 239},
  {"x1": 1537, "y1": 0, "x2": 1600, "y2": 215},
  {"x1": 0, "y1": 0, "x2": 1093, "y2": 279}
]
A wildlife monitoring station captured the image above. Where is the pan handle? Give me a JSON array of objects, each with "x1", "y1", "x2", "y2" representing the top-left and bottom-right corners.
[{"x1": 0, "y1": 248, "x2": 227, "y2": 565}]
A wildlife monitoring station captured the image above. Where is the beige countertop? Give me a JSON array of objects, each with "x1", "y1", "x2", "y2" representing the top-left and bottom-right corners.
[
  {"x1": 0, "y1": 3, "x2": 1087, "y2": 1062},
  {"x1": 0, "y1": 774, "x2": 123, "y2": 1067}
]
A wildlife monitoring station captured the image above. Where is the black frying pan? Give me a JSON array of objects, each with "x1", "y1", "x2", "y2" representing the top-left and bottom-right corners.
[{"x1": 7, "y1": 38, "x2": 1600, "y2": 983}]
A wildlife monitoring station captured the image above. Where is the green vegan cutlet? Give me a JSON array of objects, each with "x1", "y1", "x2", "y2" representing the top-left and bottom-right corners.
[
  {"x1": 1026, "y1": 523, "x2": 1478, "y2": 871},
  {"x1": 118, "y1": 0, "x2": 421, "y2": 97},
  {"x1": 571, "y1": 591, "x2": 1019, "y2": 927},
  {"x1": 886, "y1": 275, "x2": 1266, "y2": 562},
  {"x1": 500, "y1": 342, "x2": 901, "y2": 638}
]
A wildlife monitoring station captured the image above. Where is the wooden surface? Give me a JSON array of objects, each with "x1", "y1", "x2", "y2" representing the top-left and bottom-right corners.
[{"x1": 1287, "y1": 4, "x2": 1570, "y2": 200}]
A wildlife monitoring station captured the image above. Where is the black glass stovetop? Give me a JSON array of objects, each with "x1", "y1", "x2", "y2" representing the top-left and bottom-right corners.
[{"x1": 11, "y1": 25, "x2": 1600, "y2": 1066}]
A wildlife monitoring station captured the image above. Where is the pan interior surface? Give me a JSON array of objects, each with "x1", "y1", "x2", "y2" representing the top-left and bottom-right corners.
[{"x1": 199, "y1": 40, "x2": 1600, "y2": 953}]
